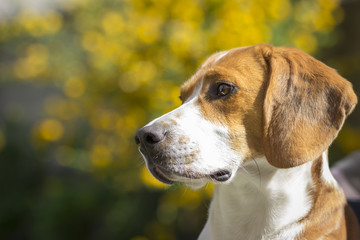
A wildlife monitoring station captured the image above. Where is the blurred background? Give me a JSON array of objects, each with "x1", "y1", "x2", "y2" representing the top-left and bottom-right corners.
[{"x1": 0, "y1": 0, "x2": 359, "y2": 239}]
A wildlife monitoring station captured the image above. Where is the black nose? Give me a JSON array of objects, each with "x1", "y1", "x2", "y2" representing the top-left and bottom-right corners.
[{"x1": 135, "y1": 124, "x2": 166, "y2": 146}]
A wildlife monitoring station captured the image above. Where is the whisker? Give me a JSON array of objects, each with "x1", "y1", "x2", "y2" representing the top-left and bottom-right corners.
[
  {"x1": 252, "y1": 158, "x2": 262, "y2": 189},
  {"x1": 181, "y1": 186, "x2": 189, "y2": 198},
  {"x1": 136, "y1": 159, "x2": 145, "y2": 167},
  {"x1": 136, "y1": 152, "x2": 146, "y2": 166},
  {"x1": 238, "y1": 165, "x2": 250, "y2": 175}
]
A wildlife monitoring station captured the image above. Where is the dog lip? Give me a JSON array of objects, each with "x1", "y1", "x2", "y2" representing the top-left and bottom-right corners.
[
  {"x1": 151, "y1": 165, "x2": 207, "y2": 184},
  {"x1": 151, "y1": 166, "x2": 174, "y2": 185},
  {"x1": 209, "y1": 170, "x2": 232, "y2": 182}
]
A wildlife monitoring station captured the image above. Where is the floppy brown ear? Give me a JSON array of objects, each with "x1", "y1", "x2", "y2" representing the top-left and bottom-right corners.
[{"x1": 261, "y1": 45, "x2": 357, "y2": 168}]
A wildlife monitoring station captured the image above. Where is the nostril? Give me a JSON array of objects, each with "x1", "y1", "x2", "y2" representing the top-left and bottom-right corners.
[
  {"x1": 144, "y1": 132, "x2": 164, "y2": 144},
  {"x1": 135, "y1": 124, "x2": 166, "y2": 146}
]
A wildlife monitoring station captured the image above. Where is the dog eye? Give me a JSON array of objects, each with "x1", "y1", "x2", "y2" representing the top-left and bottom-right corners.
[{"x1": 217, "y1": 83, "x2": 233, "y2": 97}]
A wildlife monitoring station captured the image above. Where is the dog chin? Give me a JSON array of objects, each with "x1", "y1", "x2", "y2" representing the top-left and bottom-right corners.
[
  {"x1": 184, "y1": 181, "x2": 207, "y2": 190},
  {"x1": 155, "y1": 166, "x2": 236, "y2": 191},
  {"x1": 148, "y1": 164, "x2": 208, "y2": 189},
  {"x1": 169, "y1": 172, "x2": 209, "y2": 189}
]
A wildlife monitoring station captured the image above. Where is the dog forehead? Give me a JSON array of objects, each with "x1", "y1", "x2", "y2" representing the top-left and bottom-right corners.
[
  {"x1": 180, "y1": 51, "x2": 228, "y2": 98},
  {"x1": 181, "y1": 46, "x2": 262, "y2": 99},
  {"x1": 181, "y1": 47, "x2": 254, "y2": 99}
]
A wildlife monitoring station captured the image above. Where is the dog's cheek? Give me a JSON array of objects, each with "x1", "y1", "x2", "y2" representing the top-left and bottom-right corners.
[
  {"x1": 228, "y1": 126, "x2": 262, "y2": 161},
  {"x1": 194, "y1": 120, "x2": 241, "y2": 170}
]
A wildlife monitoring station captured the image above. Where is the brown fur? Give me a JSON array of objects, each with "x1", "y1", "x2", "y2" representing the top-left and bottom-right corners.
[
  {"x1": 297, "y1": 153, "x2": 360, "y2": 239},
  {"x1": 297, "y1": 154, "x2": 347, "y2": 239},
  {"x1": 181, "y1": 50, "x2": 231, "y2": 102},
  {"x1": 180, "y1": 44, "x2": 359, "y2": 239},
  {"x1": 262, "y1": 45, "x2": 357, "y2": 168},
  {"x1": 182, "y1": 46, "x2": 269, "y2": 160},
  {"x1": 345, "y1": 204, "x2": 360, "y2": 239}
]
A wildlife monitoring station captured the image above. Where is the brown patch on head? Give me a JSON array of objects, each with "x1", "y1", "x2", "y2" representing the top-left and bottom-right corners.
[
  {"x1": 188, "y1": 45, "x2": 271, "y2": 160},
  {"x1": 296, "y1": 156, "x2": 348, "y2": 239},
  {"x1": 182, "y1": 43, "x2": 357, "y2": 166},
  {"x1": 180, "y1": 50, "x2": 235, "y2": 103},
  {"x1": 180, "y1": 78, "x2": 200, "y2": 103}
]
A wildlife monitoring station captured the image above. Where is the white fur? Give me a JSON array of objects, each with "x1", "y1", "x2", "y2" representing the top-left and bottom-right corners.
[
  {"x1": 321, "y1": 152, "x2": 339, "y2": 188},
  {"x1": 143, "y1": 81, "x2": 241, "y2": 189},
  {"x1": 198, "y1": 158, "x2": 313, "y2": 240}
]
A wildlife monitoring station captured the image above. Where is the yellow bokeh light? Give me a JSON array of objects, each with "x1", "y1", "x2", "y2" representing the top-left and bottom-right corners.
[
  {"x1": 17, "y1": 10, "x2": 63, "y2": 37},
  {"x1": 292, "y1": 31, "x2": 318, "y2": 54},
  {"x1": 119, "y1": 61, "x2": 158, "y2": 92},
  {"x1": 136, "y1": 18, "x2": 162, "y2": 45},
  {"x1": 102, "y1": 11, "x2": 124, "y2": 36},
  {"x1": 14, "y1": 44, "x2": 49, "y2": 79},
  {"x1": 336, "y1": 127, "x2": 360, "y2": 153},
  {"x1": 81, "y1": 31, "x2": 104, "y2": 52},
  {"x1": 176, "y1": 188, "x2": 202, "y2": 210},
  {"x1": 38, "y1": 118, "x2": 64, "y2": 141},
  {"x1": 267, "y1": 0, "x2": 292, "y2": 20},
  {"x1": 90, "y1": 144, "x2": 112, "y2": 168},
  {"x1": 168, "y1": 21, "x2": 203, "y2": 58},
  {"x1": 204, "y1": 182, "x2": 214, "y2": 197},
  {"x1": 64, "y1": 77, "x2": 87, "y2": 98},
  {"x1": 90, "y1": 109, "x2": 119, "y2": 131},
  {"x1": 44, "y1": 97, "x2": 82, "y2": 121},
  {"x1": 171, "y1": 0, "x2": 203, "y2": 26}
]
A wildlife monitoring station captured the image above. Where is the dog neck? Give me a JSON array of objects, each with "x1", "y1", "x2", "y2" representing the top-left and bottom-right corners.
[{"x1": 198, "y1": 153, "x2": 340, "y2": 240}]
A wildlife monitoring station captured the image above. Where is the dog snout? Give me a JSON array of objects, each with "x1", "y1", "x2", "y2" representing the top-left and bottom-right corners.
[{"x1": 135, "y1": 124, "x2": 166, "y2": 147}]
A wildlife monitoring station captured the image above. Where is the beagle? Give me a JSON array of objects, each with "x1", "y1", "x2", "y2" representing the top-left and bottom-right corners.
[{"x1": 135, "y1": 44, "x2": 360, "y2": 240}]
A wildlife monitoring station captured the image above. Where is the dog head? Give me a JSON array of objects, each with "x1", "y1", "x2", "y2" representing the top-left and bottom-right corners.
[{"x1": 135, "y1": 44, "x2": 357, "y2": 189}]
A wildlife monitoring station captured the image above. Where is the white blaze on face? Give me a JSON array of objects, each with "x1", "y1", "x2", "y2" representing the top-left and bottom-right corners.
[
  {"x1": 212, "y1": 50, "x2": 230, "y2": 65},
  {"x1": 144, "y1": 81, "x2": 241, "y2": 187},
  {"x1": 175, "y1": 97, "x2": 240, "y2": 171}
]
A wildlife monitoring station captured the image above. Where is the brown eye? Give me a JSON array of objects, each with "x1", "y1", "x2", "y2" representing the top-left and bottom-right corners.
[
  {"x1": 207, "y1": 81, "x2": 237, "y2": 100},
  {"x1": 217, "y1": 83, "x2": 233, "y2": 96}
]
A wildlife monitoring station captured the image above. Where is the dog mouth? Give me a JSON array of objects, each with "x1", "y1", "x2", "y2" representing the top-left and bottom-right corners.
[
  {"x1": 209, "y1": 170, "x2": 232, "y2": 182},
  {"x1": 148, "y1": 163, "x2": 232, "y2": 185},
  {"x1": 151, "y1": 165, "x2": 174, "y2": 185},
  {"x1": 139, "y1": 147, "x2": 232, "y2": 184}
]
